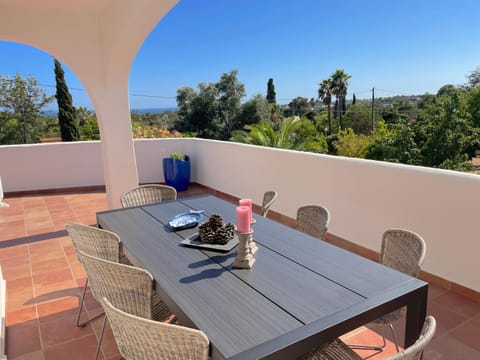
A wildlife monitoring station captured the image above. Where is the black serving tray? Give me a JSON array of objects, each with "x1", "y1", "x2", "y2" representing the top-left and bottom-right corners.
[{"x1": 181, "y1": 233, "x2": 239, "y2": 252}]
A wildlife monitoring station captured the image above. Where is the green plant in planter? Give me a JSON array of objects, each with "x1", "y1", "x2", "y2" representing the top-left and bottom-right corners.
[
  {"x1": 163, "y1": 153, "x2": 190, "y2": 191},
  {"x1": 169, "y1": 152, "x2": 186, "y2": 160}
]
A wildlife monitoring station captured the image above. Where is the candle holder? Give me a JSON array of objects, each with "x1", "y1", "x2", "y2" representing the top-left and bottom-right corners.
[
  {"x1": 232, "y1": 229, "x2": 255, "y2": 269},
  {"x1": 249, "y1": 219, "x2": 258, "y2": 255}
]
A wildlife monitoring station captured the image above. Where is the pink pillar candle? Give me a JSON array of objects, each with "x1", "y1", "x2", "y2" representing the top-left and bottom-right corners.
[
  {"x1": 236, "y1": 206, "x2": 251, "y2": 233},
  {"x1": 239, "y1": 198, "x2": 252, "y2": 223}
]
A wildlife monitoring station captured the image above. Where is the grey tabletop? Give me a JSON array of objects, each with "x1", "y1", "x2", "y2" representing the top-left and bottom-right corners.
[{"x1": 97, "y1": 194, "x2": 428, "y2": 360}]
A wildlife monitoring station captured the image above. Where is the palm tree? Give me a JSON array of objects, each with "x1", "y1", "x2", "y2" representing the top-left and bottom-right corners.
[
  {"x1": 330, "y1": 69, "x2": 351, "y2": 130},
  {"x1": 318, "y1": 79, "x2": 332, "y2": 135},
  {"x1": 230, "y1": 118, "x2": 326, "y2": 152}
]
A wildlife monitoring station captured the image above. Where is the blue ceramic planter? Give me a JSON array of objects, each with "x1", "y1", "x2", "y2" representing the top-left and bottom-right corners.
[{"x1": 163, "y1": 156, "x2": 190, "y2": 191}]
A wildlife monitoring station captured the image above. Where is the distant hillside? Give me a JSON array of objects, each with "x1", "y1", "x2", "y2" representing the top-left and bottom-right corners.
[
  {"x1": 43, "y1": 107, "x2": 177, "y2": 117},
  {"x1": 131, "y1": 107, "x2": 177, "y2": 114}
]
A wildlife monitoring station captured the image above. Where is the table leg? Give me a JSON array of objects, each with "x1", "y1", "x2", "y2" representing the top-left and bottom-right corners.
[{"x1": 404, "y1": 284, "x2": 428, "y2": 348}]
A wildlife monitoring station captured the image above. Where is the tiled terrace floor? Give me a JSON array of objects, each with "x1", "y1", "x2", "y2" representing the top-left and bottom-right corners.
[{"x1": 1, "y1": 184, "x2": 479, "y2": 359}]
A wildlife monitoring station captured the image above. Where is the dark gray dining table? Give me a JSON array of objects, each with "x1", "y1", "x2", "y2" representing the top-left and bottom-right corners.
[{"x1": 96, "y1": 194, "x2": 428, "y2": 360}]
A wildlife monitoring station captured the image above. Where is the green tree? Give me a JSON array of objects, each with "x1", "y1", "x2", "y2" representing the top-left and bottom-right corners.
[
  {"x1": 330, "y1": 69, "x2": 351, "y2": 130},
  {"x1": 467, "y1": 87, "x2": 480, "y2": 128},
  {"x1": 235, "y1": 94, "x2": 270, "y2": 126},
  {"x1": 54, "y1": 59, "x2": 80, "y2": 141},
  {"x1": 415, "y1": 90, "x2": 477, "y2": 169},
  {"x1": 0, "y1": 73, "x2": 54, "y2": 144},
  {"x1": 288, "y1": 97, "x2": 310, "y2": 117},
  {"x1": 334, "y1": 128, "x2": 373, "y2": 158},
  {"x1": 76, "y1": 107, "x2": 99, "y2": 140},
  {"x1": 0, "y1": 110, "x2": 21, "y2": 144},
  {"x1": 366, "y1": 122, "x2": 421, "y2": 164},
  {"x1": 318, "y1": 79, "x2": 333, "y2": 135},
  {"x1": 175, "y1": 70, "x2": 246, "y2": 140},
  {"x1": 343, "y1": 103, "x2": 378, "y2": 134},
  {"x1": 266, "y1": 78, "x2": 276, "y2": 104},
  {"x1": 466, "y1": 66, "x2": 480, "y2": 89},
  {"x1": 380, "y1": 100, "x2": 413, "y2": 126},
  {"x1": 216, "y1": 70, "x2": 245, "y2": 140}
]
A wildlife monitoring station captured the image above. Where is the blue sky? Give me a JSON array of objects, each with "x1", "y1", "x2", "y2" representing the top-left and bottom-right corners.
[{"x1": 1, "y1": 0, "x2": 480, "y2": 110}]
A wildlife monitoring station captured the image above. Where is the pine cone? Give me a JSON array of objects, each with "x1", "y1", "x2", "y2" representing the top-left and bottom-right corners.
[
  {"x1": 198, "y1": 222, "x2": 215, "y2": 244},
  {"x1": 214, "y1": 223, "x2": 235, "y2": 245},
  {"x1": 208, "y1": 214, "x2": 224, "y2": 231}
]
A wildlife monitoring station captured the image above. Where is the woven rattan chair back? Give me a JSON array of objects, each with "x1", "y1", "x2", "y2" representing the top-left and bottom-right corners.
[
  {"x1": 302, "y1": 316, "x2": 435, "y2": 360},
  {"x1": 387, "y1": 315, "x2": 436, "y2": 360},
  {"x1": 77, "y1": 250, "x2": 154, "y2": 319},
  {"x1": 350, "y1": 229, "x2": 427, "y2": 352},
  {"x1": 65, "y1": 222, "x2": 128, "y2": 328},
  {"x1": 296, "y1": 205, "x2": 330, "y2": 240},
  {"x1": 66, "y1": 222, "x2": 122, "y2": 263},
  {"x1": 101, "y1": 297, "x2": 209, "y2": 360},
  {"x1": 261, "y1": 191, "x2": 278, "y2": 217},
  {"x1": 120, "y1": 184, "x2": 177, "y2": 208},
  {"x1": 381, "y1": 229, "x2": 427, "y2": 277}
]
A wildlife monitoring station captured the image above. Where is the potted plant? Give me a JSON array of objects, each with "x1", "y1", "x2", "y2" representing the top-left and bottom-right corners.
[{"x1": 163, "y1": 152, "x2": 190, "y2": 191}]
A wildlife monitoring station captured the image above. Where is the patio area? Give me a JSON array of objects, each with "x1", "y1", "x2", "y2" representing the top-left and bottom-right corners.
[{"x1": 0, "y1": 185, "x2": 479, "y2": 359}]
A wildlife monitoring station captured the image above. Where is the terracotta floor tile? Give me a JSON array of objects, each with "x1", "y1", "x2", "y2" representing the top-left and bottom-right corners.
[
  {"x1": 6, "y1": 285, "x2": 36, "y2": 312},
  {"x1": 43, "y1": 333, "x2": 103, "y2": 360},
  {"x1": 343, "y1": 326, "x2": 400, "y2": 358},
  {"x1": 432, "y1": 291, "x2": 480, "y2": 318},
  {"x1": 7, "y1": 276, "x2": 33, "y2": 296},
  {"x1": 0, "y1": 225, "x2": 26, "y2": 240},
  {"x1": 427, "y1": 300, "x2": 468, "y2": 339},
  {"x1": 33, "y1": 268, "x2": 74, "y2": 287},
  {"x1": 37, "y1": 298, "x2": 81, "y2": 320},
  {"x1": 69, "y1": 261, "x2": 86, "y2": 280},
  {"x1": 0, "y1": 244, "x2": 29, "y2": 261},
  {"x1": 96, "y1": 328, "x2": 121, "y2": 359},
  {"x1": 31, "y1": 257, "x2": 70, "y2": 276},
  {"x1": 26, "y1": 225, "x2": 56, "y2": 237},
  {"x1": 83, "y1": 291, "x2": 102, "y2": 313},
  {"x1": 448, "y1": 314, "x2": 480, "y2": 352},
  {"x1": 33, "y1": 279, "x2": 78, "y2": 298},
  {"x1": 0, "y1": 213, "x2": 25, "y2": 224},
  {"x1": 424, "y1": 333, "x2": 480, "y2": 360},
  {"x1": 75, "y1": 276, "x2": 87, "y2": 288},
  {"x1": 6, "y1": 320, "x2": 42, "y2": 358},
  {"x1": 6, "y1": 306, "x2": 37, "y2": 326},
  {"x1": 62, "y1": 246, "x2": 76, "y2": 260},
  {"x1": 29, "y1": 245, "x2": 65, "y2": 264},
  {"x1": 10, "y1": 350, "x2": 44, "y2": 360},
  {"x1": 428, "y1": 283, "x2": 449, "y2": 301},
  {"x1": 1, "y1": 256, "x2": 31, "y2": 280},
  {"x1": 39, "y1": 312, "x2": 94, "y2": 350}
]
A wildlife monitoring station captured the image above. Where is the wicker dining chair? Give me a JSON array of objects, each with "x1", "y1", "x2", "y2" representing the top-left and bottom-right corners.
[
  {"x1": 261, "y1": 191, "x2": 278, "y2": 217},
  {"x1": 101, "y1": 296, "x2": 209, "y2": 360},
  {"x1": 65, "y1": 222, "x2": 131, "y2": 328},
  {"x1": 350, "y1": 229, "x2": 427, "y2": 352},
  {"x1": 301, "y1": 315, "x2": 436, "y2": 360},
  {"x1": 296, "y1": 205, "x2": 330, "y2": 240},
  {"x1": 120, "y1": 184, "x2": 177, "y2": 208},
  {"x1": 77, "y1": 250, "x2": 174, "y2": 360}
]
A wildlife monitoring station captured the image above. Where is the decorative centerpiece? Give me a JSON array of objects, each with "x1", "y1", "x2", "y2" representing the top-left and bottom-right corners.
[{"x1": 198, "y1": 214, "x2": 235, "y2": 245}]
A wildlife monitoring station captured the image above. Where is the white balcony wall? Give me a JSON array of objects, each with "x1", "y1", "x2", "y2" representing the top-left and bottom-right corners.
[{"x1": 0, "y1": 138, "x2": 479, "y2": 292}]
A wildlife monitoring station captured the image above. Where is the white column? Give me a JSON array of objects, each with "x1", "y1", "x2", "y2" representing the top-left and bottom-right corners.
[{"x1": 90, "y1": 83, "x2": 138, "y2": 209}]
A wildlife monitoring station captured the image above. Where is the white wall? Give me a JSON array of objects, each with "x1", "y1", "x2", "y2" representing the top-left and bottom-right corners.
[
  {"x1": 0, "y1": 142, "x2": 104, "y2": 191},
  {"x1": 1, "y1": 139, "x2": 479, "y2": 292}
]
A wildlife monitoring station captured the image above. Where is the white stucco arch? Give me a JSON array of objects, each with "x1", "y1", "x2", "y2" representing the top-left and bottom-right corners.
[{"x1": 0, "y1": 0, "x2": 179, "y2": 208}]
